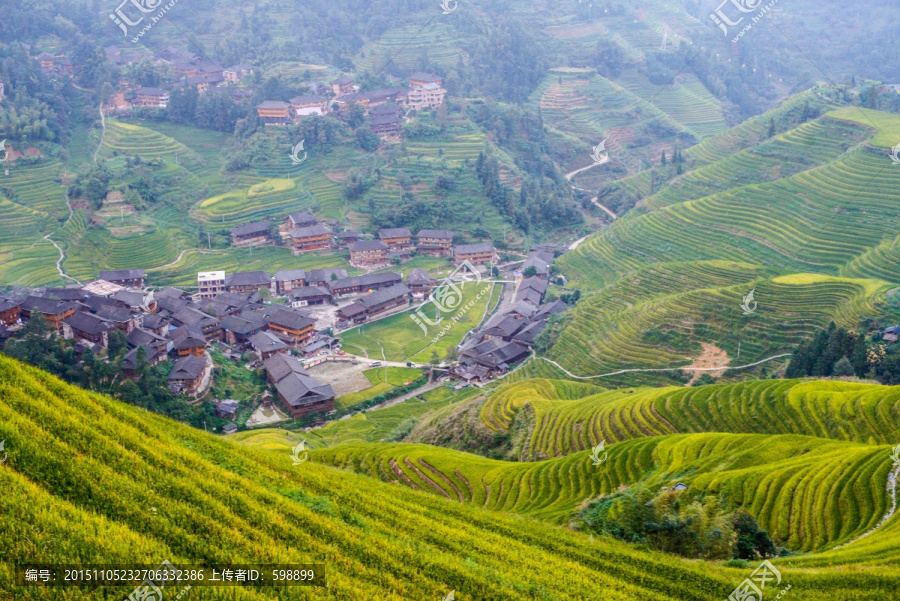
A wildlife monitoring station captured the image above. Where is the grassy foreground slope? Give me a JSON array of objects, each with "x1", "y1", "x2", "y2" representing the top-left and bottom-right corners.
[
  {"x1": 0, "y1": 354, "x2": 766, "y2": 601},
  {"x1": 314, "y1": 433, "x2": 895, "y2": 552}
]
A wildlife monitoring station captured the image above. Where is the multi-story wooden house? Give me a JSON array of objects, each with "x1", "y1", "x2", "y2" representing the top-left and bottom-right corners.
[
  {"x1": 348, "y1": 240, "x2": 389, "y2": 267},
  {"x1": 99, "y1": 269, "x2": 146, "y2": 289},
  {"x1": 229, "y1": 220, "x2": 270, "y2": 247},
  {"x1": 378, "y1": 227, "x2": 413, "y2": 251},
  {"x1": 225, "y1": 271, "x2": 272, "y2": 295},
  {"x1": 416, "y1": 230, "x2": 454, "y2": 257},
  {"x1": 288, "y1": 224, "x2": 333, "y2": 253},
  {"x1": 256, "y1": 100, "x2": 292, "y2": 126},
  {"x1": 454, "y1": 242, "x2": 497, "y2": 266}
]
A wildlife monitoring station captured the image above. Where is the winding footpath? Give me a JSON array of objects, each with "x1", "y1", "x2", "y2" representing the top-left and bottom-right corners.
[{"x1": 534, "y1": 354, "x2": 793, "y2": 380}]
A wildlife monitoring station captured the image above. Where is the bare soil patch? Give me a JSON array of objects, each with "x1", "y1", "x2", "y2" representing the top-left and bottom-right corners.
[
  {"x1": 306, "y1": 361, "x2": 372, "y2": 396},
  {"x1": 685, "y1": 343, "x2": 731, "y2": 384}
]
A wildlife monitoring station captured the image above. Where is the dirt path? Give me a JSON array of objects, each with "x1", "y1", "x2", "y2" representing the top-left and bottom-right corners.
[
  {"x1": 43, "y1": 191, "x2": 79, "y2": 285},
  {"x1": 591, "y1": 197, "x2": 618, "y2": 220},
  {"x1": 535, "y1": 353, "x2": 792, "y2": 380},
  {"x1": 565, "y1": 154, "x2": 609, "y2": 180},
  {"x1": 94, "y1": 105, "x2": 106, "y2": 164}
]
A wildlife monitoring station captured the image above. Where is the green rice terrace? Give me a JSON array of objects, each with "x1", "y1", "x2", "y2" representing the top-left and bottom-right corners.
[
  {"x1": 545, "y1": 262, "x2": 889, "y2": 386},
  {"x1": 560, "y1": 108, "x2": 900, "y2": 290}
]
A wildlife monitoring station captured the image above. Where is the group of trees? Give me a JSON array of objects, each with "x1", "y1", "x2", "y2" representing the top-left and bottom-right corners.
[
  {"x1": 784, "y1": 321, "x2": 900, "y2": 384},
  {"x1": 574, "y1": 486, "x2": 777, "y2": 560},
  {"x1": 2, "y1": 314, "x2": 219, "y2": 429}
]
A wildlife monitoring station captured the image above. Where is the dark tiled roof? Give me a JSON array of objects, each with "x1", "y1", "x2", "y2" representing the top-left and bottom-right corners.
[
  {"x1": 136, "y1": 88, "x2": 168, "y2": 96},
  {"x1": 274, "y1": 269, "x2": 307, "y2": 282},
  {"x1": 275, "y1": 372, "x2": 336, "y2": 407},
  {"x1": 96, "y1": 304, "x2": 135, "y2": 324},
  {"x1": 230, "y1": 220, "x2": 270, "y2": 237},
  {"x1": 379, "y1": 227, "x2": 412, "y2": 239},
  {"x1": 307, "y1": 268, "x2": 348, "y2": 284},
  {"x1": 169, "y1": 354, "x2": 207, "y2": 380},
  {"x1": 219, "y1": 315, "x2": 265, "y2": 335},
  {"x1": 99, "y1": 268, "x2": 146, "y2": 281},
  {"x1": 455, "y1": 243, "x2": 495, "y2": 255},
  {"x1": 64, "y1": 311, "x2": 112, "y2": 336},
  {"x1": 286, "y1": 212, "x2": 316, "y2": 226},
  {"x1": 289, "y1": 224, "x2": 332, "y2": 239},
  {"x1": 127, "y1": 327, "x2": 166, "y2": 348},
  {"x1": 249, "y1": 331, "x2": 288, "y2": 354},
  {"x1": 357, "y1": 284, "x2": 411, "y2": 308},
  {"x1": 268, "y1": 309, "x2": 315, "y2": 331},
  {"x1": 330, "y1": 272, "x2": 402, "y2": 291},
  {"x1": 21, "y1": 296, "x2": 76, "y2": 315},
  {"x1": 406, "y1": 269, "x2": 435, "y2": 286},
  {"x1": 417, "y1": 229, "x2": 454, "y2": 240},
  {"x1": 257, "y1": 100, "x2": 290, "y2": 109},
  {"x1": 349, "y1": 240, "x2": 388, "y2": 253},
  {"x1": 226, "y1": 271, "x2": 272, "y2": 287},
  {"x1": 331, "y1": 75, "x2": 354, "y2": 85},
  {"x1": 291, "y1": 286, "x2": 331, "y2": 300},
  {"x1": 291, "y1": 94, "x2": 327, "y2": 104},
  {"x1": 264, "y1": 353, "x2": 308, "y2": 383}
]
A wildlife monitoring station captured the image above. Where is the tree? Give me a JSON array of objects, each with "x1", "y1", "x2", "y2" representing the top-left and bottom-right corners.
[
  {"x1": 108, "y1": 330, "x2": 129, "y2": 360},
  {"x1": 356, "y1": 126, "x2": 380, "y2": 152},
  {"x1": 833, "y1": 356, "x2": 855, "y2": 377},
  {"x1": 660, "y1": 151, "x2": 667, "y2": 165},
  {"x1": 522, "y1": 266, "x2": 537, "y2": 278},
  {"x1": 430, "y1": 350, "x2": 441, "y2": 366},
  {"x1": 346, "y1": 103, "x2": 366, "y2": 128}
]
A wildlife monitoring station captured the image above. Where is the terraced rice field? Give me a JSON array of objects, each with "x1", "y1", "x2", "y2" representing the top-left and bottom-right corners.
[
  {"x1": 548, "y1": 261, "x2": 887, "y2": 382},
  {"x1": 560, "y1": 111, "x2": 900, "y2": 289},
  {"x1": 1, "y1": 160, "x2": 69, "y2": 217},
  {"x1": 353, "y1": 22, "x2": 467, "y2": 73},
  {"x1": 617, "y1": 72, "x2": 727, "y2": 139},
  {"x1": 479, "y1": 378, "x2": 900, "y2": 453},
  {"x1": 314, "y1": 433, "x2": 894, "y2": 551},
  {"x1": 646, "y1": 118, "x2": 870, "y2": 210},
  {"x1": 98, "y1": 120, "x2": 193, "y2": 161}
]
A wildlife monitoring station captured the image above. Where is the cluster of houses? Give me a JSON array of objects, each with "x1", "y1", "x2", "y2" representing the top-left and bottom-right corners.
[
  {"x1": 452, "y1": 247, "x2": 567, "y2": 383},
  {"x1": 194, "y1": 266, "x2": 441, "y2": 331},
  {"x1": 0, "y1": 267, "x2": 342, "y2": 408},
  {"x1": 256, "y1": 72, "x2": 447, "y2": 136},
  {"x1": 229, "y1": 211, "x2": 497, "y2": 269}
]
